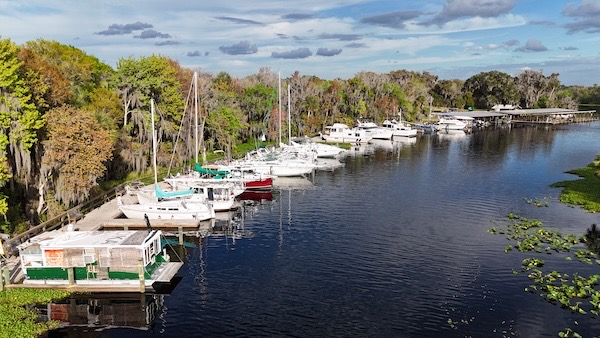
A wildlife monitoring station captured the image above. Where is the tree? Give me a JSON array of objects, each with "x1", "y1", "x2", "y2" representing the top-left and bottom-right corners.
[
  {"x1": 112, "y1": 55, "x2": 185, "y2": 173},
  {"x1": 18, "y1": 47, "x2": 71, "y2": 113},
  {"x1": 515, "y1": 70, "x2": 561, "y2": 108},
  {"x1": 0, "y1": 37, "x2": 44, "y2": 224},
  {"x1": 463, "y1": 71, "x2": 520, "y2": 109},
  {"x1": 432, "y1": 79, "x2": 464, "y2": 108},
  {"x1": 205, "y1": 105, "x2": 248, "y2": 160},
  {"x1": 40, "y1": 105, "x2": 113, "y2": 207},
  {"x1": 25, "y1": 39, "x2": 113, "y2": 106},
  {"x1": 240, "y1": 83, "x2": 277, "y2": 141}
]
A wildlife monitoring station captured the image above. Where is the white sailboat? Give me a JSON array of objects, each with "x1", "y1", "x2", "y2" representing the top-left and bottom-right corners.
[{"x1": 117, "y1": 99, "x2": 215, "y2": 220}]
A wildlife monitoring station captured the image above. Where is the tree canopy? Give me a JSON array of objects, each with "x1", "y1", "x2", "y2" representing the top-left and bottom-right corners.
[{"x1": 0, "y1": 35, "x2": 595, "y2": 233}]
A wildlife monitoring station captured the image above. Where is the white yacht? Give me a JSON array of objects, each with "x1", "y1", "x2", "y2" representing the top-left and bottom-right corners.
[
  {"x1": 356, "y1": 119, "x2": 394, "y2": 140},
  {"x1": 381, "y1": 119, "x2": 418, "y2": 138},
  {"x1": 117, "y1": 193, "x2": 215, "y2": 220},
  {"x1": 284, "y1": 137, "x2": 346, "y2": 158},
  {"x1": 435, "y1": 115, "x2": 473, "y2": 131},
  {"x1": 321, "y1": 123, "x2": 372, "y2": 144}
]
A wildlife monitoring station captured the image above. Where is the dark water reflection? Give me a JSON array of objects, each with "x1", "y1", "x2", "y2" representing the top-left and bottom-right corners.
[{"x1": 50, "y1": 123, "x2": 600, "y2": 337}]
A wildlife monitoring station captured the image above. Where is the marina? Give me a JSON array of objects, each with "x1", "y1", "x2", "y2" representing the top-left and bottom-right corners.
[
  {"x1": 39, "y1": 121, "x2": 600, "y2": 337},
  {"x1": 0, "y1": 118, "x2": 599, "y2": 336}
]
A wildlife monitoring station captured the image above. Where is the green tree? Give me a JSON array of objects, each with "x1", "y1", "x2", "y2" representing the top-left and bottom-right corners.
[
  {"x1": 205, "y1": 105, "x2": 248, "y2": 160},
  {"x1": 463, "y1": 71, "x2": 520, "y2": 109},
  {"x1": 240, "y1": 83, "x2": 277, "y2": 141},
  {"x1": 112, "y1": 55, "x2": 185, "y2": 173},
  {"x1": 25, "y1": 39, "x2": 113, "y2": 106},
  {"x1": 0, "y1": 37, "x2": 44, "y2": 224}
]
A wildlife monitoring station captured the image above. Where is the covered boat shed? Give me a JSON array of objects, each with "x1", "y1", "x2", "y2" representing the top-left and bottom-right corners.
[
  {"x1": 503, "y1": 108, "x2": 597, "y2": 125},
  {"x1": 435, "y1": 110, "x2": 509, "y2": 126}
]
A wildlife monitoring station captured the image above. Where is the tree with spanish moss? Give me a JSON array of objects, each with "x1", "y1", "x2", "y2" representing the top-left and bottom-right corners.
[
  {"x1": 0, "y1": 37, "x2": 44, "y2": 231},
  {"x1": 39, "y1": 105, "x2": 113, "y2": 210}
]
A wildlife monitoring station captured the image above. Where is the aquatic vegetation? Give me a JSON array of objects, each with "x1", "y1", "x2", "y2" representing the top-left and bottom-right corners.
[
  {"x1": 0, "y1": 288, "x2": 72, "y2": 338},
  {"x1": 489, "y1": 214, "x2": 600, "y2": 337},
  {"x1": 523, "y1": 197, "x2": 549, "y2": 207},
  {"x1": 551, "y1": 160, "x2": 600, "y2": 213}
]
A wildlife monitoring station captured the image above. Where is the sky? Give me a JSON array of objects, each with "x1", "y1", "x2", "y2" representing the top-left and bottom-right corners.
[{"x1": 1, "y1": 0, "x2": 600, "y2": 86}]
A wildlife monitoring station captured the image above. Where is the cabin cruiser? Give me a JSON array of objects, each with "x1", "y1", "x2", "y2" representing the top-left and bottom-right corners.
[
  {"x1": 321, "y1": 123, "x2": 372, "y2": 144},
  {"x1": 356, "y1": 119, "x2": 394, "y2": 140},
  {"x1": 381, "y1": 119, "x2": 418, "y2": 138},
  {"x1": 435, "y1": 115, "x2": 473, "y2": 131}
]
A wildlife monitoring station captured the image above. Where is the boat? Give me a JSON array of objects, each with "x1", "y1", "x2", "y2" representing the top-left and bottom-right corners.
[
  {"x1": 285, "y1": 136, "x2": 346, "y2": 158},
  {"x1": 117, "y1": 99, "x2": 215, "y2": 221},
  {"x1": 413, "y1": 123, "x2": 439, "y2": 134},
  {"x1": 136, "y1": 182, "x2": 239, "y2": 212},
  {"x1": 356, "y1": 119, "x2": 394, "y2": 140},
  {"x1": 381, "y1": 119, "x2": 418, "y2": 138},
  {"x1": 435, "y1": 115, "x2": 473, "y2": 131},
  {"x1": 231, "y1": 147, "x2": 317, "y2": 177},
  {"x1": 17, "y1": 229, "x2": 182, "y2": 291},
  {"x1": 321, "y1": 123, "x2": 372, "y2": 144}
]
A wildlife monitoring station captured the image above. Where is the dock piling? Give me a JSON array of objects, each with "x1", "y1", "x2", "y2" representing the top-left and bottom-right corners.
[{"x1": 138, "y1": 259, "x2": 145, "y2": 293}]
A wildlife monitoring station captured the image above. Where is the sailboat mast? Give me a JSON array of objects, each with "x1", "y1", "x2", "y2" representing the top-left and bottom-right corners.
[
  {"x1": 278, "y1": 71, "x2": 282, "y2": 145},
  {"x1": 194, "y1": 71, "x2": 199, "y2": 164},
  {"x1": 287, "y1": 83, "x2": 291, "y2": 145},
  {"x1": 151, "y1": 99, "x2": 158, "y2": 189}
]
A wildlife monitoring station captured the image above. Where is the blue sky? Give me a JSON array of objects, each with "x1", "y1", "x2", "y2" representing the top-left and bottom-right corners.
[{"x1": 1, "y1": 0, "x2": 599, "y2": 86}]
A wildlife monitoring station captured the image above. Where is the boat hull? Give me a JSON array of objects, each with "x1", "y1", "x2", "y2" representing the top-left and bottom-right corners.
[{"x1": 117, "y1": 197, "x2": 215, "y2": 220}]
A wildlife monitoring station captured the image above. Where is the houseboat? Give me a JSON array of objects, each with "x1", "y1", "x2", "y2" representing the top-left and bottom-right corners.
[{"x1": 18, "y1": 229, "x2": 182, "y2": 292}]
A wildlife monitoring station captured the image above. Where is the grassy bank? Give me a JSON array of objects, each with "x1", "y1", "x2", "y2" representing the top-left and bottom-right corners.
[
  {"x1": 0, "y1": 288, "x2": 73, "y2": 338},
  {"x1": 551, "y1": 155, "x2": 600, "y2": 212}
]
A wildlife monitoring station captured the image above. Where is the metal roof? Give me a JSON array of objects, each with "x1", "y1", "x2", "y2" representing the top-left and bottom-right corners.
[
  {"x1": 432, "y1": 108, "x2": 591, "y2": 118},
  {"x1": 431, "y1": 111, "x2": 506, "y2": 118},
  {"x1": 28, "y1": 230, "x2": 157, "y2": 249}
]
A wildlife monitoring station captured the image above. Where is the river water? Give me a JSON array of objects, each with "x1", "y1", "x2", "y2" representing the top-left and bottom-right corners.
[{"x1": 48, "y1": 122, "x2": 600, "y2": 337}]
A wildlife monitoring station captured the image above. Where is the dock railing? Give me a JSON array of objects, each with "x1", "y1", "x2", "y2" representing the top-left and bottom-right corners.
[{"x1": 2, "y1": 181, "x2": 138, "y2": 256}]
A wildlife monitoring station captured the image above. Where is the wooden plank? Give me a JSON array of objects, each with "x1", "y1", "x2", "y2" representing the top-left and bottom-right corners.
[
  {"x1": 101, "y1": 218, "x2": 207, "y2": 229},
  {"x1": 153, "y1": 262, "x2": 184, "y2": 283}
]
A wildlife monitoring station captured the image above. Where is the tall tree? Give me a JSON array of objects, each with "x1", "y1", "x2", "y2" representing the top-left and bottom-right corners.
[
  {"x1": 25, "y1": 39, "x2": 113, "y2": 106},
  {"x1": 113, "y1": 55, "x2": 185, "y2": 173},
  {"x1": 205, "y1": 105, "x2": 248, "y2": 160},
  {"x1": 463, "y1": 71, "x2": 520, "y2": 109},
  {"x1": 0, "y1": 37, "x2": 44, "y2": 225},
  {"x1": 40, "y1": 105, "x2": 113, "y2": 208}
]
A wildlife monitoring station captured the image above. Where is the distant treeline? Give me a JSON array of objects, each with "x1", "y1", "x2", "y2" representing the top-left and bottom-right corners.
[{"x1": 1, "y1": 37, "x2": 599, "y2": 233}]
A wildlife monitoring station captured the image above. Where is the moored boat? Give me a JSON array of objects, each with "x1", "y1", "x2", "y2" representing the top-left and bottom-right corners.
[
  {"x1": 18, "y1": 229, "x2": 181, "y2": 291},
  {"x1": 321, "y1": 123, "x2": 372, "y2": 144},
  {"x1": 381, "y1": 119, "x2": 418, "y2": 138}
]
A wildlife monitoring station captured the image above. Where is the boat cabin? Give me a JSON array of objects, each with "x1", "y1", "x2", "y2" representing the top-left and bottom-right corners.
[{"x1": 18, "y1": 230, "x2": 170, "y2": 284}]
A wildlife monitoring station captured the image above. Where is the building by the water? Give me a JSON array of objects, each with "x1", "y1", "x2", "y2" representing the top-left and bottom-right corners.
[{"x1": 436, "y1": 104, "x2": 597, "y2": 126}]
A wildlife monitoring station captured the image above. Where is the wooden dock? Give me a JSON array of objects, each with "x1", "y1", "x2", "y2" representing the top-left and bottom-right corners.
[{"x1": 1, "y1": 194, "x2": 201, "y2": 292}]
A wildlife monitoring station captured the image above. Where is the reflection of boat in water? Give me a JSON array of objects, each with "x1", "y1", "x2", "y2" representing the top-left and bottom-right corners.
[
  {"x1": 39, "y1": 293, "x2": 165, "y2": 333},
  {"x1": 315, "y1": 157, "x2": 345, "y2": 171},
  {"x1": 238, "y1": 190, "x2": 273, "y2": 201},
  {"x1": 369, "y1": 139, "x2": 394, "y2": 151},
  {"x1": 393, "y1": 136, "x2": 417, "y2": 146},
  {"x1": 347, "y1": 143, "x2": 375, "y2": 157},
  {"x1": 437, "y1": 129, "x2": 468, "y2": 139},
  {"x1": 272, "y1": 177, "x2": 316, "y2": 190}
]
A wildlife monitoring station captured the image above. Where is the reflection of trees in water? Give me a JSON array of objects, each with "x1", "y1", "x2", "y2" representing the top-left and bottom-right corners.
[
  {"x1": 584, "y1": 223, "x2": 600, "y2": 255},
  {"x1": 511, "y1": 124, "x2": 555, "y2": 159}
]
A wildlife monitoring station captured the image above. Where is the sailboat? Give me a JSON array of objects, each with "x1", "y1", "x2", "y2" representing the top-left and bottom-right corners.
[{"x1": 117, "y1": 99, "x2": 215, "y2": 220}]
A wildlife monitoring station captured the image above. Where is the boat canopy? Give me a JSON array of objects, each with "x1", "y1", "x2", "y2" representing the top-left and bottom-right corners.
[
  {"x1": 194, "y1": 163, "x2": 230, "y2": 176},
  {"x1": 155, "y1": 185, "x2": 194, "y2": 199}
]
